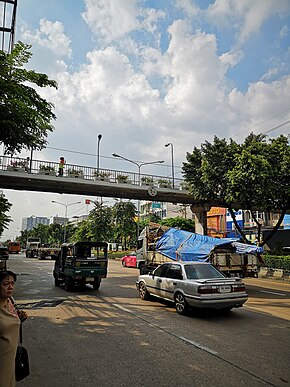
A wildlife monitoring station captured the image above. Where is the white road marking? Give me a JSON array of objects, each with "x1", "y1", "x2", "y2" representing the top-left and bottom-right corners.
[
  {"x1": 260, "y1": 290, "x2": 286, "y2": 296},
  {"x1": 113, "y1": 303, "x2": 219, "y2": 355},
  {"x1": 179, "y1": 336, "x2": 218, "y2": 355},
  {"x1": 113, "y1": 303, "x2": 132, "y2": 313}
]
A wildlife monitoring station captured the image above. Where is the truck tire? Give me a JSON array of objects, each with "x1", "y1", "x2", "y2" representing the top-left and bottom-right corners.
[
  {"x1": 64, "y1": 276, "x2": 74, "y2": 292},
  {"x1": 93, "y1": 278, "x2": 101, "y2": 290},
  {"x1": 174, "y1": 292, "x2": 190, "y2": 315}
]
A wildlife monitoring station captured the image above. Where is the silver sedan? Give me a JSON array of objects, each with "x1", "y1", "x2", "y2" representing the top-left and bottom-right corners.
[{"x1": 136, "y1": 262, "x2": 248, "y2": 315}]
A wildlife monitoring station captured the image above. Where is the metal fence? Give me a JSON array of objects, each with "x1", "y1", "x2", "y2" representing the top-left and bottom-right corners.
[{"x1": 0, "y1": 155, "x2": 184, "y2": 189}]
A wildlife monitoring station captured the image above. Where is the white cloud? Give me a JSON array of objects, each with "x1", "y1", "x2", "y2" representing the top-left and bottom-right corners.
[
  {"x1": 21, "y1": 18, "x2": 72, "y2": 57},
  {"x1": 279, "y1": 24, "x2": 289, "y2": 39},
  {"x1": 207, "y1": 0, "x2": 290, "y2": 43},
  {"x1": 82, "y1": 0, "x2": 140, "y2": 43},
  {"x1": 2, "y1": 0, "x2": 290, "y2": 240},
  {"x1": 228, "y1": 76, "x2": 290, "y2": 139},
  {"x1": 175, "y1": 0, "x2": 200, "y2": 17}
]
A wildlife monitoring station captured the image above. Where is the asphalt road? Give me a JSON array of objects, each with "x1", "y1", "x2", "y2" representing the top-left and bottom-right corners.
[{"x1": 5, "y1": 254, "x2": 290, "y2": 387}]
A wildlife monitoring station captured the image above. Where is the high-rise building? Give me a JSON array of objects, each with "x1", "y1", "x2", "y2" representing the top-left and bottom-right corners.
[
  {"x1": 21, "y1": 216, "x2": 50, "y2": 231},
  {"x1": 51, "y1": 216, "x2": 67, "y2": 226}
]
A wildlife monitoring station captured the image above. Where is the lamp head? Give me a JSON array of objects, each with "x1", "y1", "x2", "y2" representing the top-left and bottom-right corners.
[
  {"x1": 165, "y1": 143, "x2": 170, "y2": 147},
  {"x1": 98, "y1": 134, "x2": 102, "y2": 140},
  {"x1": 112, "y1": 153, "x2": 120, "y2": 157}
]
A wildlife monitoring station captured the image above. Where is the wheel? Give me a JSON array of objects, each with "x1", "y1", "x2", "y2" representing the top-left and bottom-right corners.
[
  {"x1": 139, "y1": 281, "x2": 150, "y2": 300},
  {"x1": 64, "y1": 276, "x2": 73, "y2": 292},
  {"x1": 93, "y1": 278, "x2": 101, "y2": 290},
  {"x1": 54, "y1": 277, "x2": 61, "y2": 287},
  {"x1": 174, "y1": 292, "x2": 190, "y2": 315},
  {"x1": 122, "y1": 260, "x2": 126, "y2": 267}
]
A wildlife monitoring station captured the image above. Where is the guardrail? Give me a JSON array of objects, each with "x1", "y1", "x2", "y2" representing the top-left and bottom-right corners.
[{"x1": 0, "y1": 155, "x2": 186, "y2": 190}]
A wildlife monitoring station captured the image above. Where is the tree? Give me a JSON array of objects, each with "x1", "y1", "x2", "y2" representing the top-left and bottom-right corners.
[
  {"x1": 29, "y1": 223, "x2": 50, "y2": 245},
  {"x1": 183, "y1": 134, "x2": 290, "y2": 246},
  {"x1": 71, "y1": 202, "x2": 114, "y2": 242},
  {"x1": 0, "y1": 41, "x2": 57, "y2": 154},
  {"x1": 160, "y1": 217, "x2": 195, "y2": 232},
  {"x1": 113, "y1": 201, "x2": 137, "y2": 250},
  {"x1": 0, "y1": 194, "x2": 12, "y2": 237}
]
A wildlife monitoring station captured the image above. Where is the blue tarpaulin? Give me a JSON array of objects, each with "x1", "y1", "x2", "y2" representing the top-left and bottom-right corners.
[{"x1": 155, "y1": 228, "x2": 263, "y2": 262}]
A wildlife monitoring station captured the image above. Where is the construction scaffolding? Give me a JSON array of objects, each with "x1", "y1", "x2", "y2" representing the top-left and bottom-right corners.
[{"x1": 0, "y1": 0, "x2": 17, "y2": 53}]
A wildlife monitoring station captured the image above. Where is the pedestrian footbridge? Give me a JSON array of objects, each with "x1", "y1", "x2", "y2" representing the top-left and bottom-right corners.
[
  {"x1": 0, "y1": 155, "x2": 224, "y2": 234},
  {"x1": 0, "y1": 155, "x2": 202, "y2": 205}
]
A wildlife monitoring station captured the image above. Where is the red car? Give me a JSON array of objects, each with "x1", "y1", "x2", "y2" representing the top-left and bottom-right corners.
[{"x1": 121, "y1": 252, "x2": 137, "y2": 268}]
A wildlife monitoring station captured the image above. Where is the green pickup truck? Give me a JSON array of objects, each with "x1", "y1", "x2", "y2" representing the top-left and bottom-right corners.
[{"x1": 53, "y1": 241, "x2": 108, "y2": 291}]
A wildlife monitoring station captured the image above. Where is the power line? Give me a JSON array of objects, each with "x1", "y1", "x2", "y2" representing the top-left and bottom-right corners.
[
  {"x1": 231, "y1": 107, "x2": 290, "y2": 138},
  {"x1": 45, "y1": 145, "x2": 177, "y2": 170},
  {"x1": 261, "y1": 120, "x2": 290, "y2": 135}
]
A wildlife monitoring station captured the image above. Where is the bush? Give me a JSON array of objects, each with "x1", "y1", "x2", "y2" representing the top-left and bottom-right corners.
[
  {"x1": 263, "y1": 254, "x2": 290, "y2": 270},
  {"x1": 108, "y1": 251, "x2": 133, "y2": 259}
]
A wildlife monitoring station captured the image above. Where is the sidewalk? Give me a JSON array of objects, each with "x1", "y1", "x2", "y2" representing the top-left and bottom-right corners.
[{"x1": 258, "y1": 267, "x2": 290, "y2": 283}]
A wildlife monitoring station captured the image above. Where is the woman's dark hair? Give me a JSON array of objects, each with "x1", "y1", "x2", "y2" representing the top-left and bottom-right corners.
[{"x1": 0, "y1": 270, "x2": 17, "y2": 282}]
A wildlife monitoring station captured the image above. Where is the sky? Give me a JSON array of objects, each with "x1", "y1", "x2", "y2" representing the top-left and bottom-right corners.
[{"x1": 1, "y1": 0, "x2": 290, "y2": 240}]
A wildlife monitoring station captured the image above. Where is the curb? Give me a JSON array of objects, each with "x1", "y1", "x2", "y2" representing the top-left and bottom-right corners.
[{"x1": 258, "y1": 267, "x2": 290, "y2": 282}]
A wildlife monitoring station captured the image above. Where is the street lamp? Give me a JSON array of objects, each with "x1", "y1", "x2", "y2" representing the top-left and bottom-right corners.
[
  {"x1": 165, "y1": 142, "x2": 174, "y2": 188},
  {"x1": 112, "y1": 153, "x2": 164, "y2": 237},
  {"x1": 52, "y1": 200, "x2": 81, "y2": 243},
  {"x1": 97, "y1": 134, "x2": 102, "y2": 174}
]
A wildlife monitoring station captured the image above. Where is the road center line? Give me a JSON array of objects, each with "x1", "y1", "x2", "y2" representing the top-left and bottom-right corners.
[
  {"x1": 179, "y1": 336, "x2": 218, "y2": 355},
  {"x1": 260, "y1": 290, "x2": 286, "y2": 296}
]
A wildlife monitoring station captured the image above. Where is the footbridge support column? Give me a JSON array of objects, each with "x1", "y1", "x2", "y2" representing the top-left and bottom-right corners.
[{"x1": 190, "y1": 204, "x2": 211, "y2": 235}]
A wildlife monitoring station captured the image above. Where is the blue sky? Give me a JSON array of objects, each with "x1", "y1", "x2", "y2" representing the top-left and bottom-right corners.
[{"x1": 1, "y1": 0, "x2": 290, "y2": 240}]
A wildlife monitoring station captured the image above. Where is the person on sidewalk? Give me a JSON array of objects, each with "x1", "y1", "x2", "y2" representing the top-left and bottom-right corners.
[
  {"x1": 58, "y1": 156, "x2": 65, "y2": 176},
  {"x1": 0, "y1": 271, "x2": 27, "y2": 387}
]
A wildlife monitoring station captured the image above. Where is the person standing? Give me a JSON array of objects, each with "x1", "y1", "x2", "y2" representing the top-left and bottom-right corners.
[
  {"x1": 0, "y1": 271, "x2": 27, "y2": 387},
  {"x1": 58, "y1": 156, "x2": 65, "y2": 176},
  {"x1": 24, "y1": 157, "x2": 30, "y2": 173}
]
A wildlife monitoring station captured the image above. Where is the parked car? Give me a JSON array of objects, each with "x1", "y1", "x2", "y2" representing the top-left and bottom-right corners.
[
  {"x1": 136, "y1": 262, "x2": 248, "y2": 315},
  {"x1": 0, "y1": 246, "x2": 9, "y2": 271},
  {"x1": 0, "y1": 245, "x2": 9, "y2": 259},
  {"x1": 122, "y1": 252, "x2": 137, "y2": 268}
]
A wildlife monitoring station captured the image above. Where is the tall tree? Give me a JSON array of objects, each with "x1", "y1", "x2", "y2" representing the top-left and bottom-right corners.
[
  {"x1": 0, "y1": 41, "x2": 57, "y2": 154},
  {"x1": 113, "y1": 201, "x2": 137, "y2": 250},
  {"x1": 160, "y1": 217, "x2": 195, "y2": 232},
  {"x1": 72, "y1": 202, "x2": 114, "y2": 242},
  {"x1": 183, "y1": 134, "x2": 290, "y2": 246},
  {"x1": 0, "y1": 195, "x2": 12, "y2": 237}
]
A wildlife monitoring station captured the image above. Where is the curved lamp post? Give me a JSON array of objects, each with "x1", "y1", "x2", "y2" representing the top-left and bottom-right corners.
[
  {"x1": 52, "y1": 200, "x2": 81, "y2": 242},
  {"x1": 165, "y1": 143, "x2": 174, "y2": 188},
  {"x1": 112, "y1": 153, "x2": 164, "y2": 237},
  {"x1": 97, "y1": 134, "x2": 102, "y2": 174}
]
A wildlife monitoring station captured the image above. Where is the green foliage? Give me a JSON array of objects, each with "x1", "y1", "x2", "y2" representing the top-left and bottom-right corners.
[
  {"x1": 0, "y1": 195, "x2": 12, "y2": 237},
  {"x1": 0, "y1": 41, "x2": 58, "y2": 154},
  {"x1": 160, "y1": 217, "x2": 195, "y2": 232},
  {"x1": 71, "y1": 202, "x2": 114, "y2": 242},
  {"x1": 183, "y1": 133, "x2": 290, "y2": 246},
  {"x1": 113, "y1": 201, "x2": 137, "y2": 249},
  {"x1": 18, "y1": 223, "x2": 64, "y2": 246},
  {"x1": 226, "y1": 134, "x2": 290, "y2": 212},
  {"x1": 263, "y1": 254, "x2": 290, "y2": 271}
]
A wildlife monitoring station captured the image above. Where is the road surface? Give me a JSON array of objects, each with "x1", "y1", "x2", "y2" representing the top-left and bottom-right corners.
[{"x1": 6, "y1": 255, "x2": 290, "y2": 387}]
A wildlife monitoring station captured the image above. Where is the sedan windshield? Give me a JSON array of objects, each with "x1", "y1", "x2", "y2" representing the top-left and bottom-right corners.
[{"x1": 185, "y1": 264, "x2": 225, "y2": 280}]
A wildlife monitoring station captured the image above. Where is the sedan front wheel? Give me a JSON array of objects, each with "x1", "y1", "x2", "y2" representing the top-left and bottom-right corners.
[
  {"x1": 174, "y1": 292, "x2": 190, "y2": 315},
  {"x1": 139, "y1": 282, "x2": 150, "y2": 300}
]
